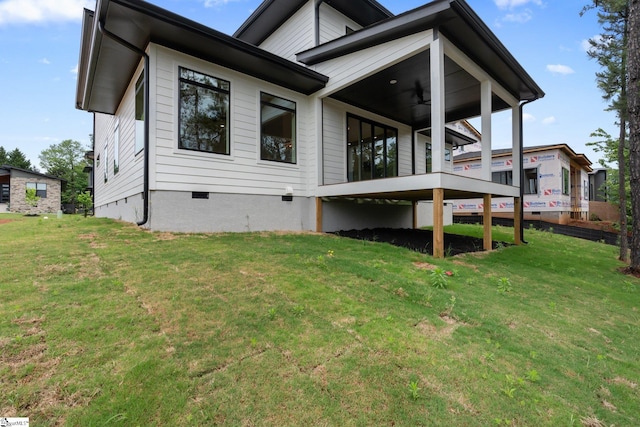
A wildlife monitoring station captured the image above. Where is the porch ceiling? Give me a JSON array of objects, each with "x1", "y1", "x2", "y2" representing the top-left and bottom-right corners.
[{"x1": 330, "y1": 51, "x2": 511, "y2": 130}]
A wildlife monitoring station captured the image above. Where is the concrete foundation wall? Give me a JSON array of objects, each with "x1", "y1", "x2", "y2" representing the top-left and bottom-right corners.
[
  {"x1": 321, "y1": 199, "x2": 413, "y2": 232},
  {"x1": 416, "y1": 202, "x2": 453, "y2": 227},
  {"x1": 94, "y1": 193, "x2": 145, "y2": 224},
  {"x1": 147, "y1": 191, "x2": 315, "y2": 233}
]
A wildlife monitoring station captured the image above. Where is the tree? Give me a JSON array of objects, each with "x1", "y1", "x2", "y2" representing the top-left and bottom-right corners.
[
  {"x1": 39, "y1": 140, "x2": 89, "y2": 206},
  {"x1": 0, "y1": 146, "x2": 33, "y2": 170},
  {"x1": 583, "y1": 0, "x2": 630, "y2": 261},
  {"x1": 627, "y1": 0, "x2": 640, "y2": 272},
  {"x1": 77, "y1": 191, "x2": 93, "y2": 217}
]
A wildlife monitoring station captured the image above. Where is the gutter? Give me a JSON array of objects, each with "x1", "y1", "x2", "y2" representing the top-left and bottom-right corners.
[
  {"x1": 518, "y1": 98, "x2": 535, "y2": 244},
  {"x1": 98, "y1": 20, "x2": 150, "y2": 227}
]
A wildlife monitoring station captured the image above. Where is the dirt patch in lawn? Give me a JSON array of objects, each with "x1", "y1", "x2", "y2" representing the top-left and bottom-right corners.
[
  {"x1": 0, "y1": 219, "x2": 14, "y2": 224},
  {"x1": 332, "y1": 228, "x2": 507, "y2": 256}
]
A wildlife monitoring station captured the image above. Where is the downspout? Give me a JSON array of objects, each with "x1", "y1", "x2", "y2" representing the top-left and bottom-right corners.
[
  {"x1": 97, "y1": 20, "x2": 150, "y2": 227},
  {"x1": 315, "y1": 0, "x2": 324, "y2": 46},
  {"x1": 519, "y1": 99, "x2": 535, "y2": 244}
]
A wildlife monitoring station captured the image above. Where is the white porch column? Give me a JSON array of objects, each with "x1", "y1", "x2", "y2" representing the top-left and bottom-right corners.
[
  {"x1": 512, "y1": 105, "x2": 521, "y2": 189},
  {"x1": 430, "y1": 34, "x2": 445, "y2": 173},
  {"x1": 481, "y1": 80, "x2": 492, "y2": 182}
]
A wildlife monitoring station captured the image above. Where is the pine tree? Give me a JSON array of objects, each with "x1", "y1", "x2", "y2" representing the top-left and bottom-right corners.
[
  {"x1": 583, "y1": 0, "x2": 630, "y2": 261},
  {"x1": 627, "y1": 0, "x2": 640, "y2": 272}
]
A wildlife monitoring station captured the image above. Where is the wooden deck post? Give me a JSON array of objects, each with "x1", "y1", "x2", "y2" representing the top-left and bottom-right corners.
[
  {"x1": 514, "y1": 197, "x2": 522, "y2": 245},
  {"x1": 483, "y1": 194, "x2": 492, "y2": 251},
  {"x1": 316, "y1": 198, "x2": 323, "y2": 233},
  {"x1": 413, "y1": 201, "x2": 418, "y2": 229},
  {"x1": 433, "y1": 188, "x2": 444, "y2": 259}
]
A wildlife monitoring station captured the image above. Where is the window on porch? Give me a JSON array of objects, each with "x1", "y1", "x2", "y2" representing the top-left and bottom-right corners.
[{"x1": 347, "y1": 114, "x2": 397, "y2": 182}]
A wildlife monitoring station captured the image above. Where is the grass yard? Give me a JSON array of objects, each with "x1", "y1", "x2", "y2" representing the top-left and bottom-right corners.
[{"x1": 0, "y1": 213, "x2": 638, "y2": 426}]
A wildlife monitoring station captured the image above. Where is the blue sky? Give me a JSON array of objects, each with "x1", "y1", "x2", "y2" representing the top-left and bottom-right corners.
[{"x1": 0, "y1": 0, "x2": 616, "y2": 170}]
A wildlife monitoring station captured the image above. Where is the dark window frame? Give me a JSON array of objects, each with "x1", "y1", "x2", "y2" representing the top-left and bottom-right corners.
[
  {"x1": 178, "y1": 67, "x2": 230, "y2": 156},
  {"x1": 346, "y1": 113, "x2": 398, "y2": 182},
  {"x1": 260, "y1": 92, "x2": 297, "y2": 164},
  {"x1": 562, "y1": 167, "x2": 570, "y2": 195},
  {"x1": 0, "y1": 183, "x2": 9, "y2": 203},
  {"x1": 134, "y1": 73, "x2": 145, "y2": 155},
  {"x1": 26, "y1": 182, "x2": 47, "y2": 199},
  {"x1": 523, "y1": 167, "x2": 538, "y2": 195}
]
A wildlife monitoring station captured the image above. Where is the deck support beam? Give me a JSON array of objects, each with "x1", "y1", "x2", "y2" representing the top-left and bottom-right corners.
[
  {"x1": 316, "y1": 198, "x2": 323, "y2": 232},
  {"x1": 483, "y1": 193, "x2": 492, "y2": 251},
  {"x1": 433, "y1": 188, "x2": 444, "y2": 258}
]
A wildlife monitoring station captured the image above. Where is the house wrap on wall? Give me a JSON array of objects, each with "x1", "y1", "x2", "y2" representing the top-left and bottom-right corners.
[
  {"x1": 75, "y1": 0, "x2": 544, "y2": 258},
  {"x1": 450, "y1": 144, "x2": 592, "y2": 225}
]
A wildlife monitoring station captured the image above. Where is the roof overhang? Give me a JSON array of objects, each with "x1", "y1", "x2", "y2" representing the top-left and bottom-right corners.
[
  {"x1": 76, "y1": 0, "x2": 329, "y2": 114},
  {"x1": 297, "y1": 0, "x2": 543, "y2": 120},
  {"x1": 234, "y1": 0, "x2": 393, "y2": 45}
]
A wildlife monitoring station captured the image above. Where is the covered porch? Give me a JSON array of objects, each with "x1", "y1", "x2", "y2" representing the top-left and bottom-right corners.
[{"x1": 298, "y1": 0, "x2": 543, "y2": 258}]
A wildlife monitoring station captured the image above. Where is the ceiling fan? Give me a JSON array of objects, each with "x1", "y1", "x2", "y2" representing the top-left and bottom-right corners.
[{"x1": 412, "y1": 80, "x2": 430, "y2": 107}]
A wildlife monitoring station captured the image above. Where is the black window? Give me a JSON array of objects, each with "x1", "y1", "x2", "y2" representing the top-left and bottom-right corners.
[
  {"x1": 492, "y1": 170, "x2": 513, "y2": 186},
  {"x1": 524, "y1": 168, "x2": 538, "y2": 195},
  {"x1": 347, "y1": 114, "x2": 397, "y2": 182},
  {"x1": 562, "y1": 167, "x2": 570, "y2": 195},
  {"x1": 260, "y1": 93, "x2": 296, "y2": 163},
  {"x1": 179, "y1": 67, "x2": 230, "y2": 155},
  {"x1": 135, "y1": 73, "x2": 145, "y2": 154},
  {"x1": 0, "y1": 183, "x2": 9, "y2": 203},
  {"x1": 26, "y1": 182, "x2": 47, "y2": 198}
]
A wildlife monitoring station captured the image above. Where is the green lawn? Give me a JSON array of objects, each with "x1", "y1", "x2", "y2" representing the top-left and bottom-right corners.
[{"x1": 1, "y1": 214, "x2": 638, "y2": 426}]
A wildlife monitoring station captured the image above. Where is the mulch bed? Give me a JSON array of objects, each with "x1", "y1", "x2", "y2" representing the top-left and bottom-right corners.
[{"x1": 332, "y1": 228, "x2": 508, "y2": 256}]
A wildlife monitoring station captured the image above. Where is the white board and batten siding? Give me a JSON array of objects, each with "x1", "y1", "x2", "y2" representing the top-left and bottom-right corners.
[
  {"x1": 319, "y1": 3, "x2": 363, "y2": 44},
  {"x1": 258, "y1": 2, "x2": 365, "y2": 63},
  {"x1": 322, "y1": 98, "x2": 413, "y2": 185},
  {"x1": 93, "y1": 61, "x2": 145, "y2": 208},
  {"x1": 152, "y1": 45, "x2": 315, "y2": 198},
  {"x1": 259, "y1": 1, "x2": 314, "y2": 63}
]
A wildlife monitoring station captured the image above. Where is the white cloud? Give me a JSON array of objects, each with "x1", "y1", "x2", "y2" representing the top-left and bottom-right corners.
[
  {"x1": 503, "y1": 10, "x2": 533, "y2": 23},
  {"x1": 546, "y1": 64, "x2": 575, "y2": 75},
  {"x1": 0, "y1": 0, "x2": 93, "y2": 25},
  {"x1": 542, "y1": 116, "x2": 556, "y2": 125},
  {"x1": 39, "y1": 57, "x2": 50, "y2": 65},
  {"x1": 494, "y1": 0, "x2": 543, "y2": 9},
  {"x1": 203, "y1": 0, "x2": 241, "y2": 7},
  {"x1": 523, "y1": 113, "x2": 535, "y2": 123},
  {"x1": 70, "y1": 64, "x2": 78, "y2": 74}
]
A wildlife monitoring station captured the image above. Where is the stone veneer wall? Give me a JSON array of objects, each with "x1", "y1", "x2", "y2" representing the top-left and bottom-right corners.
[{"x1": 10, "y1": 177, "x2": 62, "y2": 214}]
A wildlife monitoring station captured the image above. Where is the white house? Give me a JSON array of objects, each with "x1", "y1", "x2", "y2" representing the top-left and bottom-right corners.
[
  {"x1": 451, "y1": 144, "x2": 592, "y2": 224},
  {"x1": 76, "y1": 0, "x2": 544, "y2": 257}
]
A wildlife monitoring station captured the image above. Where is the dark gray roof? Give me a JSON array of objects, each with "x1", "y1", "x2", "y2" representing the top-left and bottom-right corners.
[
  {"x1": 298, "y1": 0, "x2": 543, "y2": 103},
  {"x1": 234, "y1": 0, "x2": 393, "y2": 45},
  {"x1": 76, "y1": 0, "x2": 329, "y2": 114},
  {"x1": 1, "y1": 165, "x2": 67, "y2": 182}
]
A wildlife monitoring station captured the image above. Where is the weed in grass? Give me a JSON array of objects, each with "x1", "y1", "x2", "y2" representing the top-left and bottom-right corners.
[
  {"x1": 501, "y1": 386, "x2": 516, "y2": 398},
  {"x1": 408, "y1": 380, "x2": 420, "y2": 400},
  {"x1": 548, "y1": 301, "x2": 557, "y2": 310},
  {"x1": 497, "y1": 277, "x2": 513, "y2": 294},
  {"x1": 623, "y1": 281, "x2": 636, "y2": 293},
  {"x1": 525, "y1": 369, "x2": 540, "y2": 383},
  {"x1": 430, "y1": 267, "x2": 448, "y2": 289},
  {"x1": 267, "y1": 308, "x2": 277, "y2": 320},
  {"x1": 292, "y1": 305, "x2": 305, "y2": 317}
]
